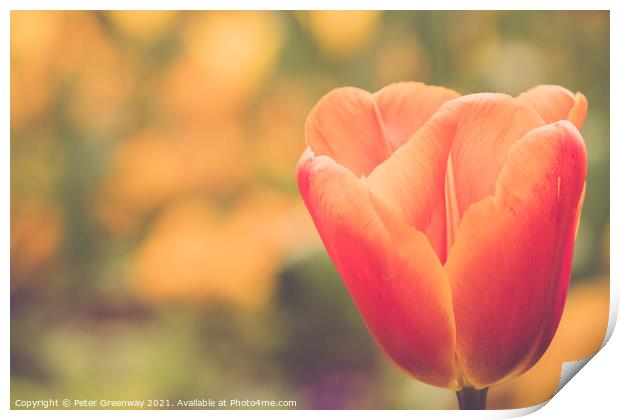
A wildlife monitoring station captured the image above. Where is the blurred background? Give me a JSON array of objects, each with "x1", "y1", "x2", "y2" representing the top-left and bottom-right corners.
[{"x1": 10, "y1": 11, "x2": 609, "y2": 409}]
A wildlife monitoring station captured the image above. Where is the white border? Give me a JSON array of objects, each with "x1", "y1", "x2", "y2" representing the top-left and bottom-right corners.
[{"x1": 3, "y1": 2, "x2": 616, "y2": 419}]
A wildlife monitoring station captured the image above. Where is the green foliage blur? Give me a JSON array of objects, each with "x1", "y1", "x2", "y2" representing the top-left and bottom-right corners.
[{"x1": 10, "y1": 11, "x2": 609, "y2": 409}]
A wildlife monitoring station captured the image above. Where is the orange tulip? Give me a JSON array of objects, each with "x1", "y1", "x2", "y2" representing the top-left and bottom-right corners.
[{"x1": 297, "y1": 82, "x2": 587, "y2": 407}]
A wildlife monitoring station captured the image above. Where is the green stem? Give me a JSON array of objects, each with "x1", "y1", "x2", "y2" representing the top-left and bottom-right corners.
[{"x1": 456, "y1": 387, "x2": 488, "y2": 410}]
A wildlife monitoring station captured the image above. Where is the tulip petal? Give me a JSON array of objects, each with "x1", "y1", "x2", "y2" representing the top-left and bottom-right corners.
[
  {"x1": 297, "y1": 147, "x2": 457, "y2": 388},
  {"x1": 367, "y1": 93, "x2": 544, "y2": 261},
  {"x1": 518, "y1": 85, "x2": 588, "y2": 129},
  {"x1": 446, "y1": 121, "x2": 587, "y2": 388},
  {"x1": 306, "y1": 87, "x2": 392, "y2": 176},
  {"x1": 447, "y1": 94, "x2": 545, "y2": 222},
  {"x1": 374, "y1": 82, "x2": 460, "y2": 150},
  {"x1": 367, "y1": 111, "x2": 453, "y2": 262}
]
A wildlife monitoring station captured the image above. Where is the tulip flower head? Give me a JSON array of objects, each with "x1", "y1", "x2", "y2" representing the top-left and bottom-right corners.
[{"x1": 297, "y1": 82, "x2": 587, "y2": 398}]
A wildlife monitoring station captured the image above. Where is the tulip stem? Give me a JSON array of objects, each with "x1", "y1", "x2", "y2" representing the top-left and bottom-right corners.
[{"x1": 456, "y1": 387, "x2": 488, "y2": 410}]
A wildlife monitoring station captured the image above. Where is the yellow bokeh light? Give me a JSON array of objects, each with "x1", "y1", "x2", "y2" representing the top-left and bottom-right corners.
[
  {"x1": 95, "y1": 123, "x2": 252, "y2": 233},
  {"x1": 10, "y1": 11, "x2": 63, "y2": 129},
  {"x1": 106, "y1": 10, "x2": 179, "y2": 44},
  {"x1": 302, "y1": 11, "x2": 381, "y2": 59},
  {"x1": 161, "y1": 11, "x2": 282, "y2": 124},
  {"x1": 129, "y1": 192, "x2": 314, "y2": 311},
  {"x1": 11, "y1": 198, "x2": 63, "y2": 277}
]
